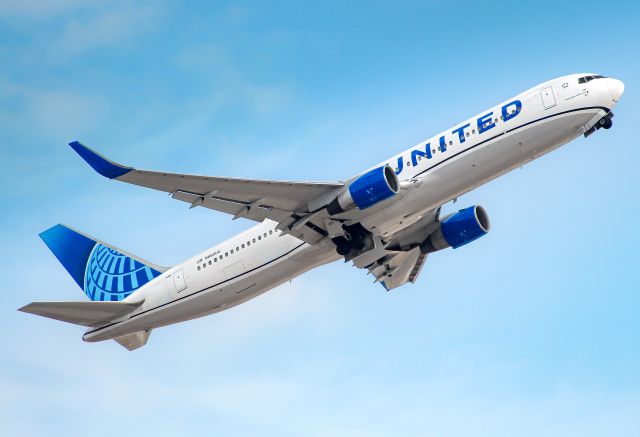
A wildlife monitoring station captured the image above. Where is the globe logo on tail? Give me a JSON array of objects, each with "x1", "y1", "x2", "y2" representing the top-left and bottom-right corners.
[{"x1": 84, "y1": 244, "x2": 161, "y2": 301}]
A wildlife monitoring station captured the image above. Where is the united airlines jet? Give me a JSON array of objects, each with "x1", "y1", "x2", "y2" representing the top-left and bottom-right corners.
[{"x1": 20, "y1": 73, "x2": 624, "y2": 350}]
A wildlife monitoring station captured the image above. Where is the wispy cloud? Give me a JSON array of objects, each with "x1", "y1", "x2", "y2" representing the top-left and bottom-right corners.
[
  {"x1": 52, "y1": 4, "x2": 161, "y2": 56},
  {"x1": 0, "y1": 76, "x2": 107, "y2": 139},
  {"x1": 173, "y1": 42, "x2": 295, "y2": 116},
  {"x1": 0, "y1": 0, "x2": 91, "y2": 18}
]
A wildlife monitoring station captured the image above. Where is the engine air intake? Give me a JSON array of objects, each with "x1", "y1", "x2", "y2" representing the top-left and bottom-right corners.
[{"x1": 421, "y1": 205, "x2": 490, "y2": 253}]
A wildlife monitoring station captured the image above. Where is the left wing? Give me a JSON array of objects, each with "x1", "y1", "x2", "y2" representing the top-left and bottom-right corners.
[
  {"x1": 70, "y1": 141, "x2": 442, "y2": 291},
  {"x1": 70, "y1": 141, "x2": 344, "y2": 244}
]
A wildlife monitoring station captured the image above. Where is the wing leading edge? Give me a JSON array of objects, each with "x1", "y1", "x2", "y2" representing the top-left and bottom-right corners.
[{"x1": 70, "y1": 141, "x2": 344, "y2": 244}]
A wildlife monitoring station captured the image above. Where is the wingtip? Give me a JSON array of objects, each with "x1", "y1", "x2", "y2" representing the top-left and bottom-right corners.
[{"x1": 69, "y1": 141, "x2": 133, "y2": 179}]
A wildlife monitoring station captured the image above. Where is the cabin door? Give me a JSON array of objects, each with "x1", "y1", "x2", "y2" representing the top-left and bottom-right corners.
[
  {"x1": 541, "y1": 86, "x2": 556, "y2": 110},
  {"x1": 173, "y1": 268, "x2": 187, "y2": 292}
]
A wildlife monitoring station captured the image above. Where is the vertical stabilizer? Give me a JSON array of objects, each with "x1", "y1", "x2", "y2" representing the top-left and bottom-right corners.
[{"x1": 40, "y1": 224, "x2": 166, "y2": 301}]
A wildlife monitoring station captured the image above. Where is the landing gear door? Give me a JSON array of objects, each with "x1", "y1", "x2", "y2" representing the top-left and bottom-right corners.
[
  {"x1": 541, "y1": 86, "x2": 556, "y2": 110},
  {"x1": 173, "y1": 268, "x2": 187, "y2": 292},
  {"x1": 224, "y1": 261, "x2": 255, "y2": 294}
]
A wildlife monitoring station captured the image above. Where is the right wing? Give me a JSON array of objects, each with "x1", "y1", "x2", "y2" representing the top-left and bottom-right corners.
[
  {"x1": 352, "y1": 206, "x2": 441, "y2": 291},
  {"x1": 70, "y1": 141, "x2": 344, "y2": 244}
]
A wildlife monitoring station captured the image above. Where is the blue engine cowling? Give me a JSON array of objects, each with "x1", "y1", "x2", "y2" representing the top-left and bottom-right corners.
[
  {"x1": 327, "y1": 165, "x2": 399, "y2": 214},
  {"x1": 421, "y1": 205, "x2": 490, "y2": 252}
]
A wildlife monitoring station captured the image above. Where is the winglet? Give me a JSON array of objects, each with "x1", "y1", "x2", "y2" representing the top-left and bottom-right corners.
[{"x1": 69, "y1": 141, "x2": 133, "y2": 179}]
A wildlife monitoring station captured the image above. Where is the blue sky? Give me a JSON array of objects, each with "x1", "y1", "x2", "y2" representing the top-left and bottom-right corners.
[{"x1": 2, "y1": 1, "x2": 639, "y2": 435}]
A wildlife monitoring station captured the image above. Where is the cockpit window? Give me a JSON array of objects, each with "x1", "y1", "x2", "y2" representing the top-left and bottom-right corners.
[{"x1": 578, "y1": 75, "x2": 606, "y2": 84}]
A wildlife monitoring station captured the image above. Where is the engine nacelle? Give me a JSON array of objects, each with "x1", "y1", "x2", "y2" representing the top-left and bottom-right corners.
[
  {"x1": 421, "y1": 205, "x2": 490, "y2": 253},
  {"x1": 327, "y1": 165, "x2": 399, "y2": 214}
]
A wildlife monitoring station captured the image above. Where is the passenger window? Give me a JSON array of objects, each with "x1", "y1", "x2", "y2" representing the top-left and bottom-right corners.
[
  {"x1": 448, "y1": 140, "x2": 453, "y2": 146},
  {"x1": 252, "y1": 238, "x2": 256, "y2": 243},
  {"x1": 236, "y1": 246, "x2": 239, "y2": 251},
  {"x1": 203, "y1": 263, "x2": 206, "y2": 268},
  {"x1": 231, "y1": 249, "x2": 234, "y2": 254},
  {"x1": 247, "y1": 241, "x2": 251, "y2": 246},
  {"x1": 472, "y1": 129, "x2": 476, "y2": 134},
  {"x1": 225, "y1": 252, "x2": 228, "y2": 257},
  {"x1": 198, "y1": 266, "x2": 201, "y2": 270},
  {"x1": 208, "y1": 260, "x2": 212, "y2": 265},
  {"x1": 465, "y1": 132, "x2": 470, "y2": 137},
  {"x1": 263, "y1": 233, "x2": 267, "y2": 238},
  {"x1": 269, "y1": 230, "x2": 273, "y2": 235},
  {"x1": 214, "y1": 258, "x2": 217, "y2": 262},
  {"x1": 258, "y1": 236, "x2": 262, "y2": 240}
]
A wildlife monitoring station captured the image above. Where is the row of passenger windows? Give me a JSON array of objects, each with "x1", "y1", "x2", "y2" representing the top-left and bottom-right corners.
[
  {"x1": 401, "y1": 110, "x2": 518, "y2": 168},
  {"x1": 197, "y1": 229, "x2": 277, "y2": 271},
  {"x1": 578, "y1": 75, "x2": 605, "y2": 84}
]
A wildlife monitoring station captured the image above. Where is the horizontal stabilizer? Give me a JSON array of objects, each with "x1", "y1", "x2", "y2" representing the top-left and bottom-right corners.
[
  {"x1": 18, "y1": 300, "x2": 143, "y2": 327},
  {"x1": 114, "y1": 330, "x2": 151, "y2": 351}
]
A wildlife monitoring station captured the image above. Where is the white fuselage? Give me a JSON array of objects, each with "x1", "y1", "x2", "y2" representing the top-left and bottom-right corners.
[{"x1": 84, "y1": 73, "x2": 622, "y2": 343}]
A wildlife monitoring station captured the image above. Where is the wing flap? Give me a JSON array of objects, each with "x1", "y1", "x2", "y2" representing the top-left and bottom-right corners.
[
  {"x1": 170, "y1": 189, "x2": 294, "y2": 222},
  {"x1": 368, "y1": 247, "x2": 425, "y2": 291},
  {"x1": 19, "y1": 300, "x2": 143, "y2": 327}
]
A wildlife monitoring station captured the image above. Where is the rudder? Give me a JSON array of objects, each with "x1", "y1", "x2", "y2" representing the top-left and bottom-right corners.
[{"x1": 40, "y1": 224, "x2": 166, "y2": 301}]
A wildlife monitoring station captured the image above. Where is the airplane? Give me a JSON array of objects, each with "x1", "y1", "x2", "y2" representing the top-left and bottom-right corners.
[{"x1": 20, "y1": 73, "x2": 624, "y2": 350}]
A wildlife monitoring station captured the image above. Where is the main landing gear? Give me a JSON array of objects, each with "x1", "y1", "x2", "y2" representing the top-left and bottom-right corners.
[{"x1": 332, "y1": 223, "x2": 370, "y2": 256}]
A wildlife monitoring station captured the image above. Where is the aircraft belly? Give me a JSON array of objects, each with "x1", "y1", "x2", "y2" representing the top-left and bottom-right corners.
[
  {"x1": 362, "y1": 109, "x2": 599, "y2": 238},
  {"x1": 516, "y1": 109, "x2": 601, "y2": 160},
  {"x1": 86, "y1": 243, "x2": 336, "y2": 341}
]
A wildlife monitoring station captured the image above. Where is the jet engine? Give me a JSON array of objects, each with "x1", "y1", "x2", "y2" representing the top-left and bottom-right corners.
[
  {"x1": 327, "y1": 165, "x2": 399, "y2": 215},
  {"x1": 421, "y1": 205, "x2": 490, "y2": 253}
]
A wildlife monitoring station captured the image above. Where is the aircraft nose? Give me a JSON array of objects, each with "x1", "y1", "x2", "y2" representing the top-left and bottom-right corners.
[{"x1": 607, "y1": 78, "x2": 625, "y2": 102}]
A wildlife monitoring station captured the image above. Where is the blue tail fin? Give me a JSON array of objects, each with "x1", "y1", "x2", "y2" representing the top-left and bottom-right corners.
[{"x1": 40, "y1": 224, "x2": 166, "y2": 301}]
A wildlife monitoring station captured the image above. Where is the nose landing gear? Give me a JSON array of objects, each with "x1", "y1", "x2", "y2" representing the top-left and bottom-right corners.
[
  {"x1": 584, "y1": 112, "x2": 614, "y2": 137},
  {"x1": 599, "y1": 115, "x2": 613, "y2": 129}
]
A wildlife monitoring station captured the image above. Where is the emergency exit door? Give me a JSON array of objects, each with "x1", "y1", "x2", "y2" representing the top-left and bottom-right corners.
[
  {"x1": 541, "y1": 86, "x2": 556, "y2": 109},
  {"x1": 173, "y1": 268, "x2": 187, "y2": 292}
]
